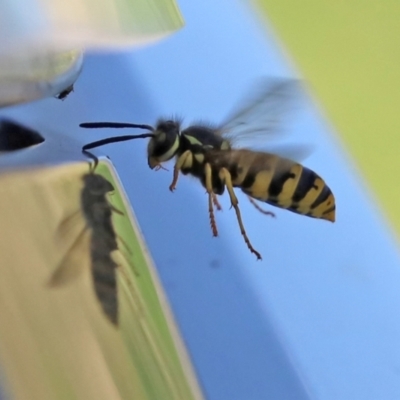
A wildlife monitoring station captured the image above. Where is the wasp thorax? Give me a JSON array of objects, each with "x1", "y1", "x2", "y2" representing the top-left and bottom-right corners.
[
  {"x1": 82, "y1": 174, "x2": 114, "y2": 196},
  {"x1": 147, "y1": 119, "x2": 181, "y2": 169}
]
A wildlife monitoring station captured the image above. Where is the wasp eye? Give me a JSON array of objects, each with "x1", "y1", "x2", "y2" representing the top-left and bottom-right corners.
[{"x1": 146, "y1": 129, "x2": 180, "y2": 167}]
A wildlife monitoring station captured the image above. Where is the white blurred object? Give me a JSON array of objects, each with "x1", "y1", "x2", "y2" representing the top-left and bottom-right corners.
[
  {"x1": 0, "y1": 0, "x2": 183, "y2": 106},
  {"x1": 1, "y1": 0, "x2": 183, "y2": 53},
  {"x1": 0, "y1": 50, "x2": 83, "y2": 106}
]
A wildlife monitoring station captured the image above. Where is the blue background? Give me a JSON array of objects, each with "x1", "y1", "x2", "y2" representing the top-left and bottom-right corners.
[{"x1": 3, "y1": 0, "x2": 400, "y2": 398}]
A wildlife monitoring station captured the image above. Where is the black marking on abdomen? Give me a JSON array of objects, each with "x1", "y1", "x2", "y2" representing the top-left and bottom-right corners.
[
  {"x1": 292, "y1": 168, "x2": 317, "y2": 203},
  {"x1": 323, "y1": 204, "x2": 336, "y2": 215},
  {"x1": 268, "y1": 172, "x2": 296, "y2": 198},
  {"x1": 241, "y1": 173, "x2": 256, "y2": 189},
  {"x1": 310, "y1": 184, "x2": 332, "y2": 209},
  {"x1": 265, "y1": 198, "x2": 305, "y2": 216}
]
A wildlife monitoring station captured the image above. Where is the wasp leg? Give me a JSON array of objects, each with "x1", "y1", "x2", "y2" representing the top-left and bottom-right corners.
[
  {"x1": 116, "y1": 247, "x2": 140, "y2": 277},
  {"x1": 212, "y1": 193, "x2": 223, "y2": 211},
  {"x1": 109, "y1": 203, "x2": 124, "y2": 215},
  {"x1": 114, "y1": 233, "x2": 140, "y2": 277},
  {"x1": 247, "y1": 196, "x2": 275, "y2": 218},
  {"x1": 205, "y1": 163, "x2": 218, "y2": 237},
  {"x1": 169, "y1": 150, "x2": 192, "y2": 192},
  {"x1": 220, "y1": 168, "x2": 262, "y2": 260},
  {"x1": 111, "y1": 252, "x2": 144, "y2": 316},
  {"x1": 117, "y1": 263, "x2": 143, "y2": 315}
]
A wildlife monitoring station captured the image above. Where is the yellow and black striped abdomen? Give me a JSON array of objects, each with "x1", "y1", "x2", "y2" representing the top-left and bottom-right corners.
[{"x1": 212, "y1": 150, "x2": 335, "y2": 222}]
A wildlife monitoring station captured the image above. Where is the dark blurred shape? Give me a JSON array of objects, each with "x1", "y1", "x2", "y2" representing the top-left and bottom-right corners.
[
  {"x1": 49, "y1": 160, "x2": 124, "y2": 326},
  {"x1": 81, "y1": 171, "x2": 120, "y2": 325},
  {"x1": 55, "y1": 84, "x2": 74, "y2": 100},
  {"x1": 0, "y1": 119, "x2": 44, "y2": 151}
]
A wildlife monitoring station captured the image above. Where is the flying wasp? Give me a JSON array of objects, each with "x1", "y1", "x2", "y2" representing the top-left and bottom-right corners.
[
  {"x1": 48, "y1": 151, "x2": 127, "y2": 325},
  {"x1": 80, "y1": 79, "x2": 335, "y2": 260}
]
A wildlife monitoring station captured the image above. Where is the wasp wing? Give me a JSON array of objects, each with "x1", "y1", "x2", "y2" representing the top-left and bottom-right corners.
[
  {"x1": 48, "y1": 211, "x2": 91, "y2": 287},
  {"x1": 259, "y1": 143, "x2": 315, "y2": 164},
  {"x1": 219, "y1": 78, "x2": 302, "y2": 148}
]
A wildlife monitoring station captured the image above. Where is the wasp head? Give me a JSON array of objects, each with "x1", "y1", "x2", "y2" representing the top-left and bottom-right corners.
[{"x1": 147, "y1": 119, "x2": 181, "y2": 169}]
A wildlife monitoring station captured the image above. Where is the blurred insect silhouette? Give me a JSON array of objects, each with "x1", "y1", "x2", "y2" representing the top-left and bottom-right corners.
[
  {"x1": 55, "y1": 84, "x2": 74, "y2": 100},
  {"x1": 81, "y1": 79, "x2": 335, "y2": 260},
  {"x1": 48, "y1": 151, "x2": 126, "y2": 325}
]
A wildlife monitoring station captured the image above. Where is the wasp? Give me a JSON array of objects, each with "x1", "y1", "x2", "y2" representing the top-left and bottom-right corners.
[
  {"x1": 80, "y1": 79, "x2": 335, "y2": 260},
  {"x1": 49, "y1": 151, "x2": 125, "y2": 325}
]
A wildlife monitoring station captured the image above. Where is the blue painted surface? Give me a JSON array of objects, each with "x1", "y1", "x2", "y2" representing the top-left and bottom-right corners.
[{"x1": 2, "y1": 0, "x2": 400, "y2": 399}]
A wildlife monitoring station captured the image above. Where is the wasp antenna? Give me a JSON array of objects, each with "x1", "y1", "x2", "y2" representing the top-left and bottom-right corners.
[
  {"x1": 80, "y1": 122, "x2": 155, "y2": 131},
  {"x1": 83, "y1": 149, "x2": 99, "y2": 171},
  {"x1": 82, "y1": 134, "x2": 154, "y2": 152}
]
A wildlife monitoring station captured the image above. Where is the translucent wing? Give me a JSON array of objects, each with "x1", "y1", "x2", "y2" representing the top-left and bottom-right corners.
[
  {"x1": 48, "y1": 210, "x2": 91, "y2": 287},
  {"x1": 219, "y1": 78, "x2": 302, "y2": 148},
  {"x1": 260, "y1": 143, "x2": 314, "y2": 164},
  {"x1": 48, "y1": 229, "x2": 91, "y2": 286}
]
